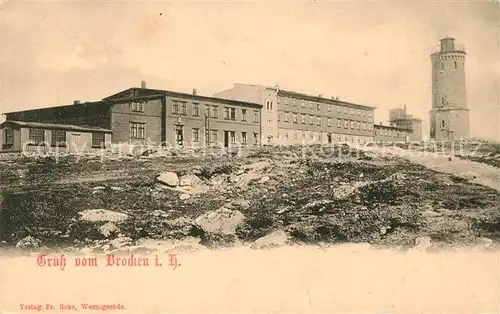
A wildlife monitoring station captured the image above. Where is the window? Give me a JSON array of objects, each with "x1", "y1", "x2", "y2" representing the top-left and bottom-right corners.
[
  {"x1": 301, "y1": 101, "x2": 305, "y2": 108},
  {"x1": 173, "y1": 101, "x2": 179, "y2": 114},
  {"x1": 253, "y1": 133, "x2": 259, "y2": 144},
  {"x1": 266, "y1": 101, "x2": 273, "y2": 110},
  {"x1": 337, "y1": 119, "x2": 341, "y2": 128},
  {"x1": 344, "y1": 120, "x2": 348, "y2": 129},
  {"x1": 454, "y1": 61, "x2": 458, "y2": 70},
  {"x1": 317, "y1": 117, "x2": 321, "y2": 126},
  {"x1": 131, "y1": 101, "x2": 145, "y2": 112},
  {"x1": 211, "y1": 106, "x2": 218, "y2": 119},
  {"x1": 3, "y1": 128, "x2": 13, "y2": 148},
  {"x1": 51, "y1": 130, "x2": 66, "y2": 147},
  {"x1": 356, "y1": 122, "x2": 360, "y2": 130},
  {"x1": 181, "y1": 102, "x2": 187, "y2": 115},
  {"x1": 301, "y1": 115, "x2": 306, "y2": 124},
  {"x1": 368, "y1": 124, "x2": 372, "y2": 131},
  {"x1": 193, "y1": 103, "x2": 200, "y2": 116},
  {"x1": 292, "y1": 132, "x2": 297, "y2": 140},
  {"x1": 327, "y1": 118, "x2": 332, "y2": 127},
  {"x1": 350, "y1": 121, "x2": 354, "y2": 129},
  {"x1": 230, "y1": 108, "x2": 236, "y2": 120},
  {"x1": 130, "y1": 122, "x2": 146, "y2": 139},
  {"x1": 192, "y1": 128, "x2": 200, "y2": 142},
  {"x1": 441, "y1": 121, "x2": 445, "y2": 128},
  {"x1": 362, "y1": 123, "x2": 366, "y2": 130},
  {"x1": 205, "y1": 105, "x2": 210, "y2": 116},
  {"x1": 210, "y1": 129, "x2": 218, "y2": 142},
  {"x1": 316, "y1": 103, "x2": 320, "y2": 110},
  {"x1": 309, "y1": 116, "x2": 313, "y2": 125},
  {"x1": 285, "y1": 132, "x2": 289, "y2": 139},
  {"x1": 224, "y1": 107, "x2": 230, "y2": 119},
  {"x1": 284, "y1": 113, "x2": 289, "y2": 123},
  {"x1": 242, "y1": 109, "x2": 247, "y2": 121},
  {"x1": 242, "y1": 132, "x2": 247, "y2": 144},
  {"x1": 293, "y1": 114, "x2": 298, "y2": 123},
  {"x1": 230, "y1": 131, "x2": 236, "y2": 143},
  {"x1": 29, "y1": 128, "x2": 45, "y2": 144},
  {"x1": 440, "y1": 97, "x2": 445, "y2": 107},
  {"x1": 92, "y1": 132, "x2": 106, "y2": 148},
  {"x1": 253, "y1": 111, "x2": 259, "y2": 123},
  {"x1": 327, "y1": 105, "x2": 331, "y2": 112},
  {"x1": 350, "y1": 108, "x2": 354, "y2": 115},
  {"x1": 440, "y1": 61, "x2": 444, "y2": 71}
]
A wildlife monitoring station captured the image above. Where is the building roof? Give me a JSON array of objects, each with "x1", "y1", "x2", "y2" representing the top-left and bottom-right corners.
[
  {"x1": 276, "y1": 89, "x2": 377, "y2": 110},
  {"x1": 2, "y1": 100, "x2": 109, "y2": 115},
  {"x1": 103, "y1": 87, "x2": 263, "y2": 109},
  {"x1": 374, "y1": 123, "x2": 412, "y2": 132},
  {"x1": 391, "y1": 117, "x2": 423, "y2": 122},
  {"x1": 0, "y1": 120, "x2": 112, "y2": 133}
]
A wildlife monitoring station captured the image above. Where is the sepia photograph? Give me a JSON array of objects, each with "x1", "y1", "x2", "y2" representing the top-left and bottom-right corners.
[{"x1": 0, "y1": 0, "x2": 499, "y2": 313}]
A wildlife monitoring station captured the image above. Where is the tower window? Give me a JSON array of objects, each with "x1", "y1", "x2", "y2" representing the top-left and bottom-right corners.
[
  {"x1": 454, "y1": 61, "x2": 457, "y2": 70},
  {"x1": 441, "y1": 121, "x2": 445, "y2": 128},
  {"x1": 440, "y1": 97, "x2": 444, "y2": 107},
  {"x1": 440, "y1": 62, "x2": 444, "y2": 71}
]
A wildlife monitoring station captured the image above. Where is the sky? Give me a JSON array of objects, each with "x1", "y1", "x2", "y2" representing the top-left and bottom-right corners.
[{"x1": 1, "y1": 0, "x2": 499, "y2": 141}]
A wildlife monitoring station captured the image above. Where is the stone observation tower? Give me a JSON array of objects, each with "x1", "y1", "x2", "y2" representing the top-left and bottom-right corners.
[{"x1": 429, "y1": 37, "x2": 470, "y2": 141}]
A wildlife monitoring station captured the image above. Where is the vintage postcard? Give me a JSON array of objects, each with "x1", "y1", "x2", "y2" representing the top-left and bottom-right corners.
[{"x1": 0, "y1": 0, "x2": 499, "y2": 313}]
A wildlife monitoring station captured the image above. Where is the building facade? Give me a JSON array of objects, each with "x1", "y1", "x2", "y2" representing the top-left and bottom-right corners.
[
  {"x1": 373, "y1": 123, "x2": 412, "y2": 143},
  {"x1": 214, "y1": 84, "x2": 376, "y2": 145},
  {"x1": 429, "y1": 37, "x2": 470, "y2": 141},
  {"x1": 1, "y1": 84, "x2": 262, "y2": 153},
  {"x1": 388, "y1": 105, "x2": 423, "y2": 141}
]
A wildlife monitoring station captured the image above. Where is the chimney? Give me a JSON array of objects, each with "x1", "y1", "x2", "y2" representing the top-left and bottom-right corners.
[
  {"x1": 192, "y1": 88, "x2": 197, "y2": 95},
  {"x1": 336, "y1": 97, "x2": 339, "y2": 100},
  {"x1": 73, "y1": 100, "x2": 81, "y2": 105},
  {"x1": 379, "y1": 121, "x2": 382, "y2": 125},
  {"x1": 141, "y1": 81, "x2": 147, "y2": 89},
  {"x1": 318, "y1": 94, "x2": 323, "y2": 98}
]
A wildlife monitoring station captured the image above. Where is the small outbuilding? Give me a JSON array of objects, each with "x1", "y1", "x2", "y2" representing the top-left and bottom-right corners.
[{"x1": 0, "y1": 120, "x2": 112, "y2": 154}]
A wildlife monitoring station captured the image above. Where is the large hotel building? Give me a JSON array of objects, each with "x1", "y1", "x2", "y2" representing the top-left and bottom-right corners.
[{"x1": 214, "y1": 83, "x2": 376, "y2": 145}]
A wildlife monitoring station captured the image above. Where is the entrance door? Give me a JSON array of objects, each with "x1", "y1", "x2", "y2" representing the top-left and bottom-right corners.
[
  {"x1": 175, "y1": 126, "x2": 184, "y2": 146},
  {"x1": 224, "y1": 131, "x2": 229, "y2": 148},
  {"x1": 69, "y1": 133, "x2": 83, "y2": 153},
  {"x1": 327, "y1": 133, "x2": 332, "y2": 144}
]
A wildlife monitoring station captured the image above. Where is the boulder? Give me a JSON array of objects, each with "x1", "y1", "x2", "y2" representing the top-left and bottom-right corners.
[
  {"x1": 193, "y1": 207, "x2": 245, "y2": 235},
  {"x1": 252, "y1": 230, "x2": 288, "y2": 249},
  {"x1": 259, "y1": 176, "x2": 270, "y2": 184},
  {"x1": 78, "y1": 209, "x2": 128, "y2": 223},
  {"x1": 414, "y1": 236, "x2": 432, "y2": 251},
  {"x1": 157, "y1": 172, "x2": 179, "y2": 187},
  {"x1": 179, "y1": 174, "x2": 202, "y2": 187},
  {"x1": 16, "y1": 236, "x2": 41, "y2": 249},
  {"x1": 99, "y1": 222, "x2": 118, "y2": 237}
]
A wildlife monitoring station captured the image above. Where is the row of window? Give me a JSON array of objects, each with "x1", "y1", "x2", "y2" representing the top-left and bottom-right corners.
[
  {"x1": 280, "y1": 113, "x2": 373, "y2": 131},
  {"x1": 280, "y1": 98, "x2": 373, "y2": 117},
  {"x1": 375, "y1": 129, "x2": 407, "y2": 137},
  {"x1": 24, "y1": 128, "x2": 106, "y2": 148},
  {"x1": 191, "y1": 129, "x2": 259, "y2": 145},
  {"x1": 172, "y1": 100, "x2": 259, "y2": 123},
  {"x1": 440, "y1": 61, "x2": 458, "y2": 71},
  {"x1": 277, "y1": 130, "x2": 367, "y2": 144}
]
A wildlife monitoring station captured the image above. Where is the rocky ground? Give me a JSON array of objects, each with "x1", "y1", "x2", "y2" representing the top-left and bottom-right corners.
[{"x1": 1, "y1": 143, "x2": 500, "y2": 255}]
